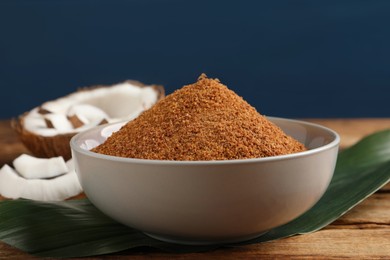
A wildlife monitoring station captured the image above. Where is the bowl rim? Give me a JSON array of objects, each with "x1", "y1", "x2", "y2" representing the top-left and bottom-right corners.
[{"x1": 70, "y1": 116, "x2": 340, "y2": 165}]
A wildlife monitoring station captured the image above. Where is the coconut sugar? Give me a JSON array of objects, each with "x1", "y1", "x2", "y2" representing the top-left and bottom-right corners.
[{"x1": 92, "y1": 74, "x2": 306, "y2": 160}]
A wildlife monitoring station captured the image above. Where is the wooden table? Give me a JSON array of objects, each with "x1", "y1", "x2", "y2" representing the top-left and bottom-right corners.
[{"x1": 1, "y1": 118, "x2": 390, "y2": 259}]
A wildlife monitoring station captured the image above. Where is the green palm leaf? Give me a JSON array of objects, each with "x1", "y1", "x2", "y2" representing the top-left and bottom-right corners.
[{"x1": 1, "y1": 129, "x2": 390, "y2": 257}]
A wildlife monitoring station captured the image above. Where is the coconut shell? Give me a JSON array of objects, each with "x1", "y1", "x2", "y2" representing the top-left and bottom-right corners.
[
  {"x1": 12, "y1": 115, "x2": 75, "y2": 160},
  {"x1": 12, "y1": 81, "x2": 165, "y2": 160}
]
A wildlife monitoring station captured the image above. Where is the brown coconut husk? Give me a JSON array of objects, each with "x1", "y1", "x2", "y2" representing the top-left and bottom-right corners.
[
  {"x1": 11, "y1": 116, "x2": 75, "y2": 160},
  {"x1": 12, "y1": 81, "x2": 165, "y2": 160}
]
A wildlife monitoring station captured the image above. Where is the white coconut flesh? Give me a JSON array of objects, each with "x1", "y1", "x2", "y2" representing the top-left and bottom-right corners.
[
  {"x1": 0, "y1": 155, "x2": 82, "y2": 201},
  {"x1": 13, "y1": 154, "x2": 68, "y2": 179},
  {"x1": 23, "y1": 82, "x2": 161, "y2": 137}
]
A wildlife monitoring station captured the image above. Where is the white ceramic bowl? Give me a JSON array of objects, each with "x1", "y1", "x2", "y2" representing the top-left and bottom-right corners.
[{"x1": 70, "y1": 117, "x2": 339, "y2": 245}]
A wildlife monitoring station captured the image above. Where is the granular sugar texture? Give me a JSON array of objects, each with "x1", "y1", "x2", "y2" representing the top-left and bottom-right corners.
[{"x1": 92, "y1": 74, "x2": 306, "y2": 160}]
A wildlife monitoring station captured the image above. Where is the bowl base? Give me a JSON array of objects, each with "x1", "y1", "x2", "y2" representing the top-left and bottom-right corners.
[{"x1": 144, "y1": 231, "x2": 268, "y2": 246}]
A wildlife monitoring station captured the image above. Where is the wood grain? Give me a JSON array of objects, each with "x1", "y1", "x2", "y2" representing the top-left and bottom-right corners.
[
  {"x1": 306, "y1": 118, "x2": 390, "y2": 149},
  {"x1": 0, "y1": 118, "x2": 390, "y2": 259},
  {"x1": 327, "y1": 193, "x2": 390, "y2": 227}
]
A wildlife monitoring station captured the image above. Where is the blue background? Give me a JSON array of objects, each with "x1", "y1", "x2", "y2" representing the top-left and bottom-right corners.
[{"x1": 1, "y1": 0, "x2": 390, "y2": 119}]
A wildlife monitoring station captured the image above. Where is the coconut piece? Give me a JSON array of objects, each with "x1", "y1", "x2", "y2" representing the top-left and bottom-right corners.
[
  {"x1": 12, "y1": 80, "x2": 164, "y2": 160},
  {"x1": 67, "y1": 114, "x2": 85, "y2": 128},
  {"x1": 101, "y1": 121, "x2": 126, "y2": 139},
  {"x1": 37, "y1": 107, "x2": 52, "y2": 115},
  {"x1": 66, "y1": 158, "x2": 74, "y2": 171},
  {"x1": 0, "y1": 165, "x2": 26, "y2": 199},
  {"x1": 44, "y1": 118, "x2": 55, "y2": 128},
  {"x1": 80, "y1": 139, "x2": 101, "y2": 150},
  {"x1": 67, "y1": 104, "x2": 109, "y2": 127},
  {"x1": 13, "y1": 154, "x2": 68, "y2": 179},
  {"x1": 21, "y1": 170, "x2": 82, "y2": 201},
  {"x1": 44, "y1": 114, "x2": 74, "y2": 133},
  {"x1": 98, "y1": 118, "x2": 109, "y2": 125},
  {"x1": 0, "y1": 163, "x2": 82, "y2": 201}
]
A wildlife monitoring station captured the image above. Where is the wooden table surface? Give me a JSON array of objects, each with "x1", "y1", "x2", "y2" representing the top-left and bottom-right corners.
[{"x1": 1, "y1": 118, "x2": 390, "y2": 259}]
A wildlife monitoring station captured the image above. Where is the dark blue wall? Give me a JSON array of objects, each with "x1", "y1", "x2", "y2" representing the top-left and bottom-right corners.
[{"x1": 1, "y1": 0, "x2": 390, "y2": 119}]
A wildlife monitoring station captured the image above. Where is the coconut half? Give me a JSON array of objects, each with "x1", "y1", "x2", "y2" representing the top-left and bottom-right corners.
[{"x1": 12, "y1": 80, "x2": 164, "y2": 160}]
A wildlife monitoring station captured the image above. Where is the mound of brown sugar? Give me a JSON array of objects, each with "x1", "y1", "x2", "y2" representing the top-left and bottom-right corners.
[{"x1": 92, "y1": 74, "x2": 306, "y2": 160}]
